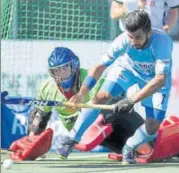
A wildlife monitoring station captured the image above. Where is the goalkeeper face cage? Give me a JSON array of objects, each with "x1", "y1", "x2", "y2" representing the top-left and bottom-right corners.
[
  {"x1": 49, "y1": 62, "x2": 72, "y2": 82},
  {"x1": 48, "y1": 47, "x2": 80, "y2": 91}
]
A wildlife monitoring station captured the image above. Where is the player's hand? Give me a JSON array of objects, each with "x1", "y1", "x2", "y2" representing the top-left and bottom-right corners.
[
  {"x1": 163, "y1": 25, "x2": 170, "y2": 33},
  {"x1": 113, "y1": 98, "x2": 134, "y2": 113},
  {"x1": 69, "y1": 92, "x2": 85, "y2": 107}
]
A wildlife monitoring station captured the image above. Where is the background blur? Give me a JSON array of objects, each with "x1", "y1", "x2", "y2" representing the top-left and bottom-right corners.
[{"x1": 1, "y1": 0, "x2": 179, "y2": 149}]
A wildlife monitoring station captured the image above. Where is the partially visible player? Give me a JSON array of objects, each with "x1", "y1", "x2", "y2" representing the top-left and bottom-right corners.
[
  {"x1": 9, "y1": 47, "x2": 104, "y2": 160},
  {"x1": 61, "y1": 10, "x2": 173, "y2": 164},
  {"x1": 111, "y1": 0, "x2": 179, "y2": 33},
  {"x1": 138, "y1": 0, "x2": 179, "y2": 32},
  {"x1": 110, "y1": 0, "x2": 138, "y2": 32},
  {"x1": 28, "y1": 47, "x2": 83, "y2": 137}
]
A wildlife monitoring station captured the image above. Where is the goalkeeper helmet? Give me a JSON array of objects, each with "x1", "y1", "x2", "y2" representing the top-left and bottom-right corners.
[{"x1": 48, "y1": 47, "x2": 80, "y2": 92}]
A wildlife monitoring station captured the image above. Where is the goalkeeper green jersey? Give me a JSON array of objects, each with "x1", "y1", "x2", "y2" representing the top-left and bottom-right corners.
[{"x1": 35, "y1": 68, "x2": 104, "y2": 130}]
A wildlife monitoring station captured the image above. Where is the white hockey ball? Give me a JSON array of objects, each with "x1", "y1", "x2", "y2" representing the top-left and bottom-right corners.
[{"x1": 3, "y1": 159, "x2": 13, "y2": 169}]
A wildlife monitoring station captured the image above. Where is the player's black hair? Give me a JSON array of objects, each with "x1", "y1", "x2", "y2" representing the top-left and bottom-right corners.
[{"x1": 125, "y1": 10, "x2": 151, "y2": 33}]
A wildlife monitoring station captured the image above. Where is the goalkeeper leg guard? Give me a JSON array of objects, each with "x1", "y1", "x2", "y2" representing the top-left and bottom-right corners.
[
  {"x1": 9, "y1": 128, "x2": 53, "y2": 161},
  {"x1": 74, "y1": 114, "x2": 113, "y2": 151},
  {"x1": 70, "y1": 107, "x2": 100, "y2": 141}
]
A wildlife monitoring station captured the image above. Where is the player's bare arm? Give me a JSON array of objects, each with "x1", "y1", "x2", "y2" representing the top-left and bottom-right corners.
[
  {"x1": 69, "y1": 63, "x2": 106, "y2": 104},
  {"x1": 164, "y1": 8, "x2": 179, "y2": 32},
  {"x1": 110, "y1": 1, "x2": 127, "y2": 19},
  {"x1": 137, "y1": 0, "x2": 144, "y2": 8},
  {"x1": 130, "y1": 74, "x2": 166, "y2": 103},
  {"x1": 113, "y1": 74, "x2": 166, "y2": 113}
]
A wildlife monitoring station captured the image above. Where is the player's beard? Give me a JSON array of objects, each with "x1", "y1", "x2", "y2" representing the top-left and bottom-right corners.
[
  {"x1": 134, "y1": 35, "x2": 150, "y2": 50},
  {"x1": 142, "y1": 36, "x2": 149, "y2": 48}
]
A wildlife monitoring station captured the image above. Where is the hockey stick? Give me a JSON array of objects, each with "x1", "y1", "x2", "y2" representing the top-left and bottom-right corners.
[
  {"x1": 1, "y1": 91, "x2": 114, "y2": 110},
  {"x1": 1, "y1": 148, "x2": 16, "y2": 155}
]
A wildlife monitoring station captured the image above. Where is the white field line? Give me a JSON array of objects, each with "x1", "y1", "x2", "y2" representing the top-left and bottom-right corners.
[
  {"x1": 37, "y1": 153, "x2": 108, "y2": 160},
  {"x1": 69, "y1": 153, "x2": 108, "y2": 159}
]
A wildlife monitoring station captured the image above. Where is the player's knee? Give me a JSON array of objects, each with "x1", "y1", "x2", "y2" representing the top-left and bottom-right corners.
[
  {"x1": 28, "y1": 108, "x2": 52, "y2": 135},
  {"x1": 145, "y1": 118, "x2": 161, "y2": 135},
  {"x1": 93, "y1": 91, "x2": 111, "y2": 104}
]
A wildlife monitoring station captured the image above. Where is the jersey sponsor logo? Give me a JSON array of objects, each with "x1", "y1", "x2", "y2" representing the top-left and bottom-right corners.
[{"x1": 134, "y1": 61, "x2": 155, "y2": 75}]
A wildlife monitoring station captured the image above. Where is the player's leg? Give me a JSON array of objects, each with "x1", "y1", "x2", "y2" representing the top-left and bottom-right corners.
[
  {"x1": 74, "y1": 97, "x2": 134, "y2": 152},
  {"x1": 122, "y1": 92, "x2": 169, "y2": 164},
  {"x1": 56, "y1": 81, "x2": 124, "y2": 158},
  {"x1": 57, "y1": 66, "x2": 136, "y2": 158},
  {"x1": 51, "y1": 112, "x2": 79, "y2": 159},
  {"x1": 101, "y1": 110, "x2": 144, "y2": 154},
  {"x1": 71, "y1": 66, "x2": 136, "y2": 142},
  {"x1": 71, "y1": 81, "x2": 124, "y2": 141}
]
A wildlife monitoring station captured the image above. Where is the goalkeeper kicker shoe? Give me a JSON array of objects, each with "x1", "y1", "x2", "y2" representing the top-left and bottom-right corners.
[
  {"x1": 122, "y1": 145, "x2": 136, "y2": 165},
  {"x1": 55, "y1": 135, "x2": 76, "y2": 160}
]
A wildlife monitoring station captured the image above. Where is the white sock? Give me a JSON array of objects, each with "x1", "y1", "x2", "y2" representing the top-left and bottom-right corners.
[{"x1": 126, "y1": 124, "x2": 157, "y2": 150}]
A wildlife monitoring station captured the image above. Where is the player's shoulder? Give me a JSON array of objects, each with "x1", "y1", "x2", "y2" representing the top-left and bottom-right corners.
[
  {"x1": 79, "y1": 68, "x2": 88, "y2": 82},
  {"x1": 37, "y1": 78, "x2": 64, "y2": 101},
  {"x1": 150, "y1": 29, "x2": 173, "y2": 46},
  {"x1": 80, "y1": 68, "x2": 87, "y2": 74},
  {"x1": 118, "y1": 31, "x2": 128, "y2": 39},
  {"x1": 39, "y1": 78, "x2": 57, "y2": 92},
  {"x1": 151, "y1": 29, "x2": 172, "y2": 43},
  {"x1": 113, "y1": 31, "x2": 129, "y2": 44}
]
